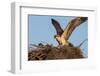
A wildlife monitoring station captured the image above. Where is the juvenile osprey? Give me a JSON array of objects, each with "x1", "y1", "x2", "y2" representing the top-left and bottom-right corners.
[{"x1": 51, "y1": 17, "x2": 87, "y2": 46}]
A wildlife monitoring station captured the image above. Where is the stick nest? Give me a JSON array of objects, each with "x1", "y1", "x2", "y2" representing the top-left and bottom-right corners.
[{"x1": 28, "y1": 43, "x2": 84, "y2": 60}]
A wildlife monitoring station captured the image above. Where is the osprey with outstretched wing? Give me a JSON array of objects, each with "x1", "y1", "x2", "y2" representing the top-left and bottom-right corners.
[{"x1": 51, "y1": 17, "x2": 88, "y2": 46}]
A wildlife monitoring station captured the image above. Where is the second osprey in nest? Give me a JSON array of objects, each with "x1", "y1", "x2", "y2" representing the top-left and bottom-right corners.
[{"x1": 51, "y1": 17, "x2": 87, "y2": 46}]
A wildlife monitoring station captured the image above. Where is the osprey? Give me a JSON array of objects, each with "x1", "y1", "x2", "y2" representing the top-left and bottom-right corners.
[{"x1": 51, "y1": 17, "x2": 87, "y2": 46}]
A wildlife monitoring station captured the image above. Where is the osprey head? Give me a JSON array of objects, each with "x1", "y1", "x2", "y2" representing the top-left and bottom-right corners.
[
  {"x1": 54, "y1": 35, "x2": 60, "y2": 39},
  {"x1": 54, "y1": 35, "x2": 62, "y2": 45}
]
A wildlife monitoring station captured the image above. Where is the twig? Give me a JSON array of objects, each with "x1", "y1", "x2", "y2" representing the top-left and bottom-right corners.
[
  {"x1": 78, "y1": 39, "x2": 88, "y2": 48},
  {"x1": 40, "y1": 41, "x2": 48, "y2": 44}
]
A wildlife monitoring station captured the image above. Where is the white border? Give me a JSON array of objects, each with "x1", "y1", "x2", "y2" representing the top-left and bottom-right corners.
[{"x1": 11, "y1": 2, "x2": 96, "y2": 74}]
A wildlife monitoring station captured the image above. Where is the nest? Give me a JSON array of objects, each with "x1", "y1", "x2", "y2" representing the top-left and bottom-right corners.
[{"x1": 28, "y1": 43, "x2": 84, "y2": 60}]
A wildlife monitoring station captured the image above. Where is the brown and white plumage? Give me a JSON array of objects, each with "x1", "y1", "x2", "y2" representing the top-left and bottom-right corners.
[
  {"x1": 51, "y1": 17, "x2": 88, "y2": 46},
  {"x1": 51, "y1": 19, "x2": 63, "y2": 36}
]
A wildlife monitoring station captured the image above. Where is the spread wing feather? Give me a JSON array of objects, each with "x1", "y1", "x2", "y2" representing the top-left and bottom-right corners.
[
  {"x1": 62, "y1": 17, "x2": 88, "y2": 40},
  {"x1": 51, "y1": 19, "x2": 64, "y2": 36}
]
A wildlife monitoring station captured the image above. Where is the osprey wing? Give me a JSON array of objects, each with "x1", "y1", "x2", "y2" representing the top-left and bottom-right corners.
[
  {"x1": 51, "y1": 19, "x2": 64, "y2": 36},
  {"x1": 62, "y1": 17, "x2": 88, "y2": 40}
]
